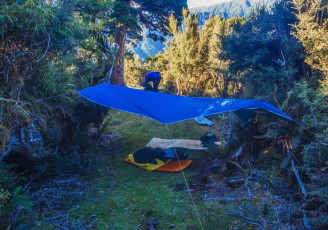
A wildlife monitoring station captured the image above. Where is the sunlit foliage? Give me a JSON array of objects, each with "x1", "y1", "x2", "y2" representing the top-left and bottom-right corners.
[
  {"x1": 293, "y1": 0, "x2": 328, "y2": 95},
  {"x1": 164, "y1": 9, "x2": 245, "y2": 96}
]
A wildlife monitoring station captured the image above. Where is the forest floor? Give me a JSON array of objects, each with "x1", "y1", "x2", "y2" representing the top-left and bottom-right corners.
[{"x1": 28, "y1": 110, "x2": 298, "y2": 230}]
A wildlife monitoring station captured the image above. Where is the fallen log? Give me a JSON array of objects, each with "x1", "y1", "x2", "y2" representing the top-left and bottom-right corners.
[{"x1": 145, "y1": 137, "x2": 209, "y2": 150}]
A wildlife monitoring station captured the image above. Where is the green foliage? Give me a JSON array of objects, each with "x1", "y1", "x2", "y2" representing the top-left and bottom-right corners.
[
  {"x1": 125, "y1": 51, "x2": 171, "y2": 90},
  {"x1": 0, "y1": 0, "x2": 118, "y2": 153},
  {"x1": 0, "y1": 0, "x2": 81, "y2": 96},
  {"x1": 110, "y1": 0, "x2": 187, "y2": 85},
  {"x1": 111, "y1": 0, "x2": 139, "y2": 30},
  {"x1": 293, "y1": 0, "x2": 328, "y2": 100},
  {"x1": 0, "y1": 0, "x2": 121, "y2": 224},
  {"x1": 291, "y1": 81, "x2": 328, "y2": 168},
  {"x1": 0, "y1": 163, "x2": 22, "y2": 192},
  {"x1": 1, "y1": 0, "x2": 56, "y2": 37},
  {"x1": 0, "y1": 186, "x2": 34, "y2": 229},
  {"x1": 292, "y1": 81, "x2": 328, "y2": 130},
  {"x1": 164, "y1": 9, "x2": 245, "y2": 96},
  {"x1": 33, "y1": 57, "x2": 78, "y2": 96},
  {"x1": 293, "y1": 0, "x2": 328, "y2": 87},
  {"x1": 221, "y1": 1, "x2": 306, "y2": 101},
  {"x1": 0, "y1": 0, "x2": 117, "y2": 96},
  {"x1": 125, "y1": 55, "x2": 145, "y2": 87},
  {"x1": 133, "y1": 0, "x2": 187, "y2": 37},
  {"x1": 0, "y1": 163, "x2": 32, "y2": 229},
  {"x1": 12, "y1": 187, "x2": 33, "y2": 210},
  {"x1": 76, "y1": 0, "x2": 113, "y2": 35},
  {"x1": 0, "y1": 188, "x2": 11, "y2": 207}
]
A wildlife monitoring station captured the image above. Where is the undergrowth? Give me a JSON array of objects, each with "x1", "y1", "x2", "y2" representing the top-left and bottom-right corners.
[{"x1": 9, "y1": 109, "x2": 317, "y2": 229}]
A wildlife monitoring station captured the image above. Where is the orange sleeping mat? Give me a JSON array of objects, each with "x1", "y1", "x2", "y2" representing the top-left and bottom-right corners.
[{"x1": 124, "y1": 158, "x2": 192, "y2": 172}]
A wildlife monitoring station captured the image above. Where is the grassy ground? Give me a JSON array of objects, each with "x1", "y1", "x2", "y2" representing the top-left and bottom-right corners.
[
  {"x1": 28, "y1": 110, "x2": 310, "y2": 229},
  {"x1": 70, "y1": 110, "x2": 237, "y2": 229}
]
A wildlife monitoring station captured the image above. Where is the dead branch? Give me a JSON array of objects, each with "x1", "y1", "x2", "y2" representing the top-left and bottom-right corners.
[
  {"x1": 230, "y1": 145, "x2": 243, "y2": 161},
  {"x1": 229, "y1": 210, "x2": 265, "y2": 228},
  {"x1": 36, "y1": 33, "x2": 51, "y2": 63},
  {"x1": 0, "y1": 97, "x2": 24, "y2": 103},
  {"x1": 56, "y1": 179, "x2": 76, "y2": 183},
  {"x1": 291, "y1": 159, "x2": 307, "y2": 199},
  {"x1": 303, "y1": 210, "x2": 311, "y2": 229}
]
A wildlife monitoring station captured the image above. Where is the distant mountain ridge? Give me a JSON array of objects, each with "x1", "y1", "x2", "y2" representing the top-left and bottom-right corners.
[
  {"x1": 190, "y1": 0, "x2": 277, "y2": 24},
  {"x1": 127, "y1": 27, "x2": 165, "y2": 59},
  {"x1": 130, "y1": 0, "x2": 277, "y2": 59}
]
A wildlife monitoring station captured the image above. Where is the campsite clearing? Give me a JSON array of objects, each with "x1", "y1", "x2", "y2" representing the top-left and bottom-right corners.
[
  {"x1": 32, "y1": 110, "x2": 289, "y2": 229},
  {"x1": 69, "y1": 110, "x2": 240, "y2": 229}
]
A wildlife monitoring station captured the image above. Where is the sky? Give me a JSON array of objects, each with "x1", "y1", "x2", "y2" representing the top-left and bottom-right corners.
[{"x1": 188, "y1": 0, "x2": 233, "y2": 9}]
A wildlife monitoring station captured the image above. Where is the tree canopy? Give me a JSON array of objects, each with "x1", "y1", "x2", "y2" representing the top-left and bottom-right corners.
[
  {"x1": 109, "y1": 0, "x2": 187, "y2": 85},
  {"x1": 292, "y1": 0, "x2": 328, "y2": 94},
  {"x1": 164, "y1": 9, "x2": 245, "y2": 96}
]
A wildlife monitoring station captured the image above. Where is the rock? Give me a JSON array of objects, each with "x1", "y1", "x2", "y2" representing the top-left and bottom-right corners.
[
  {"x1": 226, "y1": 176, "x2": 245, "y2": 188},
  {"x1": 200, "y1": 133, "x2": 218, "y2": 147},
  {"x1": 10, "y1": 135, "x2": 24, "y2": 153},
  {"x1": 194, "y1": 116, "x2": 214, "y2": 126},
  {"x1": 216, "y1": 113, "x2": 241, "y2": 143},
  {"x1": 31, "y1": 116, "x2": 46, "y2": 131},
  {"x1": 99, "y1": 133, "x2": 111, "y2": 147},
  {"x1": 200, "y1": 133, "x2": 221, "y2": 153},
  {"x1": 86, "y1": 123, "x2": 98, "y2": 137},
  {"x1": 44, "y1": 122, "x2": 63, "y2": 145},
  {"x1": 99, "y1": 133, "x2": 124, "y2": 148},
  {"x1": 200, "y1": 161, "x2": 222, "y2": 186},
  {"x1": 4, "y1": 128, "x2": 45, "y2": 170},
  {"x1": 20, "y1": 128, "x2": 45, "y2": 159}
]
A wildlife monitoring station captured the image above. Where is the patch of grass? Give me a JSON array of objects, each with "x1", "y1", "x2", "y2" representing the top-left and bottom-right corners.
[
  {"x1": 106, "y1": 110, "x2": 208, "y2": 152},
  {"x1": 71, "y1": 110, "x2": 236, "y2": 229},
  {"x1": 199, "y1": 201, "x2": 239, "y2": 229}
]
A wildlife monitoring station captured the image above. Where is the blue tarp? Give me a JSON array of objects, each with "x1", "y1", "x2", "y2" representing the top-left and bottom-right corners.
[{"x1": 77, "y1": 83, "x2": 294, "y2": 124}]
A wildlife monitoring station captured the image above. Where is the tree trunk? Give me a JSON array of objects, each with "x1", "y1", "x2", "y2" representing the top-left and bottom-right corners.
[{"x1": 110, "y1": 26, "x2": 126, "y2": 86}]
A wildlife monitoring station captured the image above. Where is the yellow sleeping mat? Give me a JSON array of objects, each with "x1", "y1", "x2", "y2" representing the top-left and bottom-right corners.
[{"x1": 125, "y1": 153, "x2": 192, "y2": 172}]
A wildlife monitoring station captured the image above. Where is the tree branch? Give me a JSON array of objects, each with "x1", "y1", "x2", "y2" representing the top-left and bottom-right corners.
[
  {"x1": 23, "y1": 163, "x2": 48, "y2": 192},
  {"x1": 291, "y1": 159, "x2": 307, "y2": 199},
  {"x1": 36, "y1": 33, "x2": 51, "y2": 63}
]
